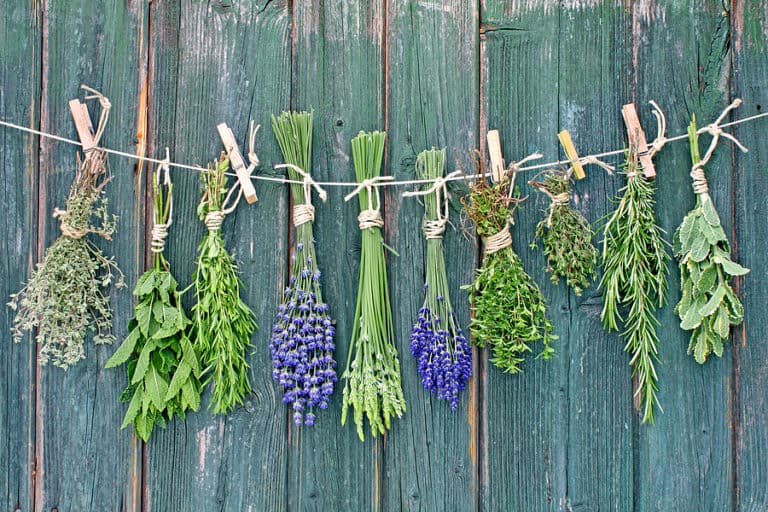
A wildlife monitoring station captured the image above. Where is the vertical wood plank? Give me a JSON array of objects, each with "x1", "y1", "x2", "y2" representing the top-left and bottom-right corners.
[
  {"x1": 289, "y1": 1, "x2": 384, "y2": 509},
  {"x1": 383, "y1": 1, "x2": 480, "y2": 511},
  {"x1": 633, "y1": 1, "x2": 734, "y2": 509},
  {"x1": 480, "y1": 3, "x2": 566, "y2": 510},
  {"x1": 732, "y1": 1, "x2": 768, "y2": 509},
  {"x1": 0, "y1": 1, "x2": 41, "y2": 511},
  {"x1": 36, "y1": 1, "x2": 148, "y2": 510},
  {"x1": 145, "y1": 1, "x2": 291, "y2": 510}
]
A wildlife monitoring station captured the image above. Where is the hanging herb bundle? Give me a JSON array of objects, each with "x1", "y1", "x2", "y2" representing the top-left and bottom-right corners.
[
  {"x1": 530, "y1": 172, "x2": 598, "y2": 296},
  {"x1": 105, "y1": 158, "x2": 202, "y2": 441},
  {"x1": 462, "y1": 153, "x2": 555, "y2": 373},
  {"x1": 599, "y1": 146, "x2": 668, "y2": 423},
  {"x1": 341, "y1": 130, "x2": 406, "y2": 441},
  {"x1": 406, "y1": 148, "x2": 472, "y2": 410},
  {"x1": 193, "y1": 154, "x2": 257, "y2": 414},
  {"x1": 8, "y1": 146, "x2": 124, "y2": 368},
  {"x1": 673, "y1": 116, "x2": 748, "y2": 364},
  {"x1": 269, "y1": 110, "x2": 337, "y2": 427}
]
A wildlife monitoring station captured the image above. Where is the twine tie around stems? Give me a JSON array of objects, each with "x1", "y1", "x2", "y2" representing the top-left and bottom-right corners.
[
  {"x1": 52, "y1": 208, "x2": 87, "y2": 239},
  {"x1": 344, "y1": 176, "x2": 395, "y2": 230},
  {"x1": 484, "y1": 223, "x2": 513, "y2": 255},
  {"x1": 275, "y1": 163, "x2": 328, "y2": 227},
  {"x1": 151, "y1": 148, "x2": 173, "y2": 254},
  {"x1": 403, "y1": 170, "x2": 464, "y2": 240},
  {"x1": 205, "y1": 210, "x2": 224, "y2": 232}
]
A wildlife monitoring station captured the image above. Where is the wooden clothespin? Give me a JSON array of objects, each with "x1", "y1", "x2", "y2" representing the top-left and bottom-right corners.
[
  {"x1": 216, "y1": 122, "x2": 258, "y2": 204},
  {"x1": 621, "y1": 103, "x2": 656, "y2": 178},
  {"x1": 557, "y1": 130, "x2": 585, "y2": 180},
  {"x1": 486, "y1": 129, "x2": 505, "y2": 182},
  {"x1": 68, "y1": 98, "x2": 97, "y2": 153}
]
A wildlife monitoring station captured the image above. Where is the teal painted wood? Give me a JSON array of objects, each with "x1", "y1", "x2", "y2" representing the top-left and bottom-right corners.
[
  {"x1": 35, "y1": 2, "x2": 148, "y2": 510},
  {"x1": 289, "y1": 1, "x2": 385, "y2": 509},
  {"x1": 383, "y1": 1, "x2": 480, "y2": 510},
  {"x1": 0, "y1": 2, "x2": 40, "y2": 511},
  {"x1": 732, "y1": 2, "x2": 768, "y2": 509},
  {"x1": 144, "y1": 1, "x2": 291, "y2": 510}
]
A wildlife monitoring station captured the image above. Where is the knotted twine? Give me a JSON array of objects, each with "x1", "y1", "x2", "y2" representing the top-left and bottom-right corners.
[
  {"x1": 484, "y1": 223, "x2": 513, "y2": 255},
  {"x1": 151, "y1": 148, "x2": 173, "y2": 254},
  {"x1": 531, "y1": 178, "x2": 570, "y2": 228},
  {"x1": 275, "y1": 163, "x2": 328, "y2": 227},
  {"x1": 344, "y1": 176, "x2": 395, "y2": 230},
  {"x1": 402, "y1": 170, "x2": 463, "y2": 240}
]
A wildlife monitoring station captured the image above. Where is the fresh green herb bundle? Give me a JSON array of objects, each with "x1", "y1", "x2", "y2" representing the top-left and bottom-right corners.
[
  {"x1": 193, "y1": 154, "x2": 257, "y2": 414},
  {"x1": 462, "y1": 154, "x2": 555, "y2": 373},
  {"x1": 105, "y1": 163, "x2": 202, "y2": 441},
  {"x1": 600, "y1": 147, "x2": 668, "y2": 423},
  {"x1": 531, "y1": 172, "x2": 598, "y2": 296},
  {"x1": 8, "y1": 150, "x2": 124, "y2": 369},
  {"x1": 270, "y1": 111, "x2": 337, "y2": 427},
  {"x1": 673, "y1": 117, "x2": 748, "y2": 364},
  {"x1": 341, "y1": 130, "x2": 406, "y2": 441}
]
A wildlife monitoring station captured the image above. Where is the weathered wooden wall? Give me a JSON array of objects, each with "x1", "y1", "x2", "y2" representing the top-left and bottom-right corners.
[{"x1": 1, "y1": 1, "x2": 766, "y2": 511}]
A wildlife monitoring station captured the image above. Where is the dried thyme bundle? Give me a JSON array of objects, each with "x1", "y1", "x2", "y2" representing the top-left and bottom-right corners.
[
  {"x1": 673, "y1": 115, "x2": 748, "y2": 364},
  {"x1": 193, "y1": 154, "x2": 257, "y2": 414},
  {"x1": 600, "y1": 147, "x2": 668, "y2": 423},
  {"x1": 462, "y1": 154, "x2": 555, "y2": 373},
  {"x1": 106, "y1": 157, "x2": 202, "y2": 440},
  {"x1": 406, "y1": 148, "x2": 472, "y2": 410},
  {"x1": 341, "y1": 130, "x2": 406, "y2": 441},
  {"x1": 530, "y1": 172, "x2": 598, "y2": 296},
  {"x1": 8, "y1": 147, "x2": 124, "y2": 369},
  {"x1": 270, "y1": 110, "x2": 337, "y2": 427}
]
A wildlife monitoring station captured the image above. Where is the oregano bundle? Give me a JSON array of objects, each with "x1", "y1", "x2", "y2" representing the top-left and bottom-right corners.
[
  {"x1": 673, "y1": 116, "x2": 748, "y2": 364},
  {"x1": 193, "y1": 154, "x2": 257, "y2": 414}
]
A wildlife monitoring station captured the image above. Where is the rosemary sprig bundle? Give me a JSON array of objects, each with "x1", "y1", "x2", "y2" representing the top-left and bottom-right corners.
[
  {"x1": 341, "y1": 130, "x2": 406, "y2": 441},
  {"x1": 193, "y1": 154, "x2": 256, "y2": 414},
  {"x1": 408, "y1": 148, "x2": 472, "y2": 410},
  {"x1": 599, "y1": 147, "x2": 668, "y2": 424},
  {"x1": 673, "y1": 116, "x2": 748, "y2": 364},
  {"x1": 270, "y1": 111, "x2": 337, "y2": 427},
  {"x1": 531, "y1": 172, "x2": 598, "y2": 296},
  {"x1": 106, "y1": 163, "x2": 202, "y2": 441},
  {"x1": 8, "y1": 150, "x2": 124, "y2": 369},
  {"x1": 462, "y1": 154, "x2": 555, "y2": 373}
]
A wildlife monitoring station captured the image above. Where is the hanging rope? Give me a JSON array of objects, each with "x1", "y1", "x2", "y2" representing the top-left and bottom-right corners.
[
  {"x1": 275, "y1": 163, "x2": 328, "y2": 227},
  {"x1": 402, "y1": 170, "x2": 463, "y2": 240},
  {"x1": 344, "y1": 176, "x2": 394, "y2": 230}
]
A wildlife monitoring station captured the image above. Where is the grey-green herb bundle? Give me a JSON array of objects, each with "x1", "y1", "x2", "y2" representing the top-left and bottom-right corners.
[
  {"x1": 106, "y1": 165, "x2": 202, "y2": 441},
  {"x1": 270, "y1": 110, "x2": 337, "y2": 427},
  {"x1": 599, "y1": 147, "x2": 668, "y2": 424},
  {"x1": 673, "y1": 116, "x2": 748, "y2": 364},
  {"x1": 531, "y1": 172, "x2": 598, "y2": 296},
  {"x1": 341, "y1": 130, "x2": 406, "y2": 441},
  {"x1": 8, "y1": 150, "x2": 124, "y2": 369},
  {"x1": 193, "y1": 154, "x2": 257, "y2": 414},
  {"x1": 462, "y1": 154, "x2": 555, "y2": 373}
]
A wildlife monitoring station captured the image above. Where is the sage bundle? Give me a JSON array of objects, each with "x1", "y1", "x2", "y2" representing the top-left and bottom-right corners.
[
  {"x1": 193, "y1": 154, "x2": 257, "y2": 414},
  {"x1": 462, "y1": 154, "x2": 555, "y2": 373},
  {"x1": 341, "y1": 130, "x2": 406, "y2": 441},
  {"x1": 673, "y1": 114, "x2": 748, "y2": 364},
  {"x1": 530, "y1": 172, "x2": 598, "y2": 296},
  {"x1": 105, "y1": 156, "x2": 202, "y2": 440},
  {"x1": 405, "y1": 148, "x2": 472, "y2": 410},
  {"x1": 8, "y1": 91, "x2": 124, "y2": 369},
  {"x1": 269, "y1": 111, "x2": 337, "y2": 427},
  {"x1": 600, "y1": 147, "x2": 668, "y2": 423}
]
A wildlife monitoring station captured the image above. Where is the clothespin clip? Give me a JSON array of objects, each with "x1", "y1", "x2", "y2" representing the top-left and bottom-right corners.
[
  {"x1": 68, "y1": 98, "x2": 97, "y2": 153},
  {"x1": 621, "y1": 103, "x2": 655, "y2": 178},
  {"x1": 558, "y1": 130, "x2": 585, "y2": 179},
  {"x1": 486, "y1": 129, "x2": 505, "y2": 182},
  {"x1": 216, "y1": 122, "x2": 258, "y2": 204}
]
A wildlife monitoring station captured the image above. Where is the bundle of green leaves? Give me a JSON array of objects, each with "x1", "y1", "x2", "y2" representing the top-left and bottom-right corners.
[
  {"x1": 8, "y1": 150, "x2": 124, "y2": 369},
  {"x1": 105, "y1": 167, "x2": 202, "y2": 441},
  {"x1": 193, "y1": 155, "x2": 257, "y2": 414},
  {"x1": 599, "y1": 147, "x2": 668, "y2": 424},
  {"x1": 673, "y1": 117, "x2": 748, "y2": 364},
  {"x1": 341, "y1": 130, "x2": 406, "y2": 441},
  {"x1": 531, "y1": 172, "x2": 597, "y2": 296},
  {"x1": 462, "y1": 154, "x2": 555, "y2": 373}
]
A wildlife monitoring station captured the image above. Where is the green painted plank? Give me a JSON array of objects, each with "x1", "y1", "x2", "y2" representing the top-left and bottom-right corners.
[
  {"x1": 633, "y1": 2, "x2": 734, "y2": 510},
  {"x1": 144, "y1": 1, "x2": 291, "y2": 510},
  {"x1": 36, "y1": 2, "x2": 148, "y2": 510},
  {"x1": 558, "y1": 4, "x2": 634, "y2": 511},
  {"x1": 732, "y1": 2, "x2": 768, "y2": 509},
  {"x1": 0, "y1": 1, "x2": 40, "y2": 511},
  {"x1": 480, "y1": 3, "x2": 567, "y2": 511},
  {"x1": 288, "y1": 1, "x2": 385, "y2": 509},
  {"x1": 382, "y1": 1, "x2": 479, "y2": 510}
]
